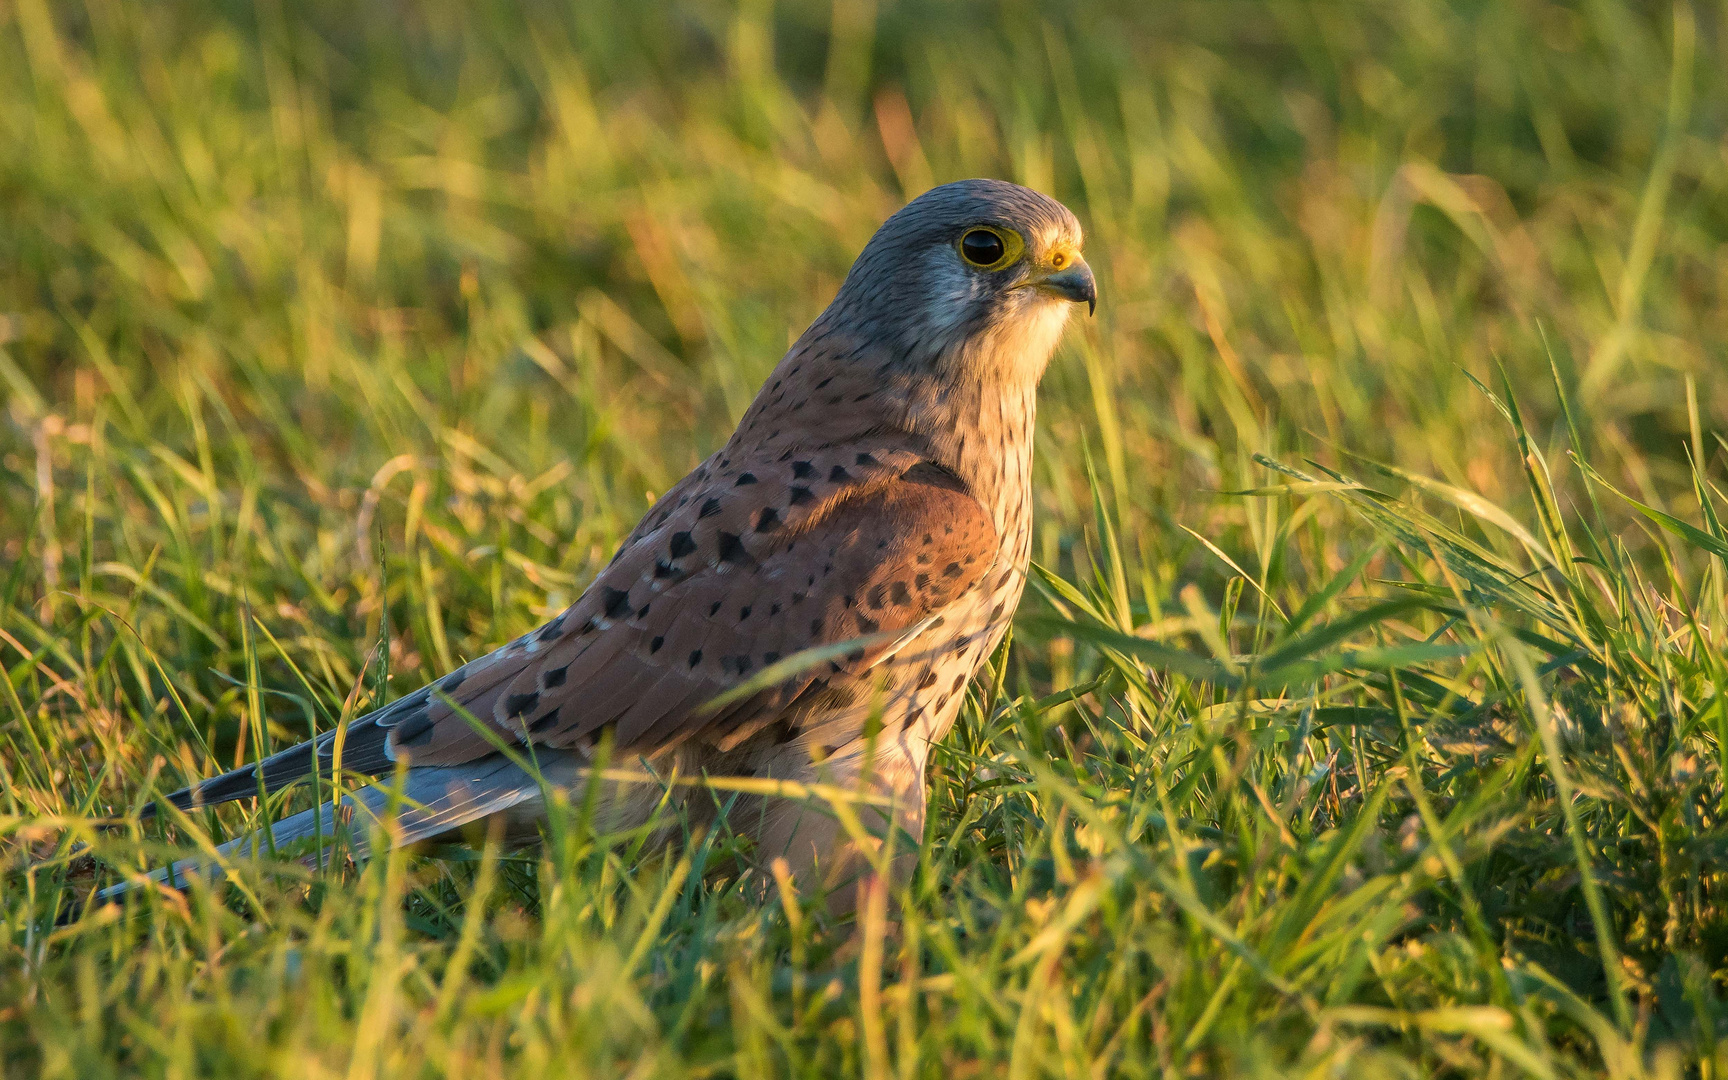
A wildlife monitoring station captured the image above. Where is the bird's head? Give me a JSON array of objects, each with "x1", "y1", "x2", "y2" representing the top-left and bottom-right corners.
[{"x1": 828, "y1": 178, "x2": 1094, "y2": 386}]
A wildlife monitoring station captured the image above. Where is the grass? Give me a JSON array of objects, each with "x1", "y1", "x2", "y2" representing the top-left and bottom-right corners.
[{"x1": 2, "y1": 0, "x2": 1727, "y2": 1074}]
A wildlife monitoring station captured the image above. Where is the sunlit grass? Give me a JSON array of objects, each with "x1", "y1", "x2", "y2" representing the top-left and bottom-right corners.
[{"x1": 3, "y1": 1, "x2": 1727, "y2": 1075}]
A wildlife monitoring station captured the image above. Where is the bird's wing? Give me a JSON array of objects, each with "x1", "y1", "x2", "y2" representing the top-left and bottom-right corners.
[
  {"x1": 105, "y1": 755, "x2": 555, "y2": 902},
  {"x1": 159, "y1": 443, "x2": 997, "y2": 812}
]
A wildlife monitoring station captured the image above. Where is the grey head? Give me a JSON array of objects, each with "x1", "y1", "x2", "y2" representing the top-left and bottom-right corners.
[{"x1": 823, "y1": 179, "x2": 1096, "y2": 370}]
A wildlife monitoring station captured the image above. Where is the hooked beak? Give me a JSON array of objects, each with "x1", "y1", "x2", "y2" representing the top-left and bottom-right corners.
[{"x1": 1031, "y1": 257, "x2": 1097, "y2": 315}]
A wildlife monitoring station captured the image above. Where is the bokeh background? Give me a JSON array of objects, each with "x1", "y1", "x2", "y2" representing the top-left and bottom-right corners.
[
  {"x1": 5, "y1": 1, "x2": 1722, "y2": 616},
  {"x1": 3, "y1": 1, "x2": 1727, "y2": 1075}
]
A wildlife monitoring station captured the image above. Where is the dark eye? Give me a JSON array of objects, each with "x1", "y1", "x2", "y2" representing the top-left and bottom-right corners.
[{"x1": 960, "y1": 229, "x2": 1006, "y2": 267}]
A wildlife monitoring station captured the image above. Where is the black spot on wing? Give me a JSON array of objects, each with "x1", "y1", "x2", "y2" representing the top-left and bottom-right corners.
[
  {"x1": 394, "y1": 710, "x2": 434, "y2": 747},
  {"x1": 717, "y1": 532, "x2": 750, "y2": 564}
]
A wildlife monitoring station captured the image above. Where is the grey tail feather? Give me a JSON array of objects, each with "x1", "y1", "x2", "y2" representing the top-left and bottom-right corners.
[
  {"x1": 144, "y1": 729, "x2": 404, "y2": 820},
  {"x1": 96, "y1": 756, "x2": 545, "y2": 904},
  {"x1": 142, "y1": 736, "x2": 331, "y2": 819},
  {"x1": 143, "y1": 686, "x2": 439, "y2": 819}
]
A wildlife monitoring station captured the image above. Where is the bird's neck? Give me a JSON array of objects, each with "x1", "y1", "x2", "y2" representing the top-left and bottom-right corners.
[
  {"x1": 736, "y1": 317, "x2": 1051, "y2": 540},
  {"x1": 890, "y1": 370, "x2": 1038, "y2": 535},
  {"x1": 880, "y1": 303, "x2": 1063, "y2": 533}
]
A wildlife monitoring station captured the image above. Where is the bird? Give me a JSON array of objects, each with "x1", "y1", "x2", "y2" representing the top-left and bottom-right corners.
[{"x1": 100, "y1": 178, "x2": 1096, "y2": 908}]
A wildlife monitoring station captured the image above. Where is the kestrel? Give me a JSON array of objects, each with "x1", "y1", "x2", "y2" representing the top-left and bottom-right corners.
[{"x1": 107, "y1": 178, "x2": 1096, "y2": 905}]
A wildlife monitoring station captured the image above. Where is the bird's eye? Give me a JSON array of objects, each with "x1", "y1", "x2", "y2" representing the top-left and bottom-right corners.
[{"x1": 959, "y1": 228, "x2": 1008, "y2": 269}]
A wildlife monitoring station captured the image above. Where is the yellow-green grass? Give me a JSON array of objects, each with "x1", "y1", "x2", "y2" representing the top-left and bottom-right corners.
[{"x1": 3, "y1": 0, "x2": 1727, "y2": 1075}]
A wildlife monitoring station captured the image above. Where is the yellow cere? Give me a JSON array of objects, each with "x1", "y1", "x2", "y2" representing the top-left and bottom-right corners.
[{"x1": 1041, "y1": 242, "x2": 1080, "y2": 275}]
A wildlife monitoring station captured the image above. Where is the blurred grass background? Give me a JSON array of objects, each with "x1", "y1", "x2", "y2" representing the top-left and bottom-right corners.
[{"x1": 2, "y1": 0, "x2": 1727, "y2": 1075}]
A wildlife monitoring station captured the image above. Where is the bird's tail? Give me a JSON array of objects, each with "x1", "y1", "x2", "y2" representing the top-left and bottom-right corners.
[{"x1": 93, "y1": 756, "x2": 549, "y2": 905}]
